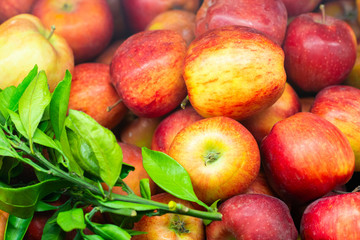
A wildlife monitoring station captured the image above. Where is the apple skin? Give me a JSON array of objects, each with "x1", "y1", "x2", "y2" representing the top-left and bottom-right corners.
[
  {"x1": 345, "y1": 43, "x2": 360, "y2": 89},
  {"x1": 32, "y1": 0, "x2": 114, "y2": 63},
  {"x1": 206, "y1": 194, "x2": 298, "y2": 240},
  {"x1": 280, "y1": 0, "x2": 322, "y2": 17},
  {"x1": 168, "y1": 116, "x2": 260, "y2": 205},
  {"x1": 0, "y1": 210, "x2": 8, "y2": 240},
  {"x1": 122, "y1": 0, "x2": 200, "y2": 34},
  {"x1": 310, "y1": 85, "x2": 360, "y2": 171},
  {"x1": 183, "y1": 25, "x2": 286, "y2": 121},
  {"x1": 0, "y1": 0, "x2": 37, "y2": 23},
  {"x1": 95, "y1": 40, "x2": 124, "y2": 65},
  {"x1": 195, "y1": 0, "x2": 288, "y2": 46},
  {"x1": 146, "y1": 9, "x2": 196, "y2": 45},
  {"x1": 110, "y1": 30, "x2": 188, "y2": 118},
  {"x1": 241, "y1": 83, "x2": 301, "y2": 144},
  {"x1": 0, "y1": 14, "x2": 74, "y2": 92},
  {"x1": 283, "y1": 12, "x2": 357, "y2": 93},
  {"x1": 68, "y1": 63, "x2": 128, "y2": 130},
  {"x1": 243, "y1": 171, "x2": 277, "y2": 197},
  {"x1": 151, "y1": 106, "x2": 203, "y2": 154},
  {"x1": 132, "y1": 192, "x2": 205, "y2": 240},
  {"x1": 300, "y1": 192, "x2": 360, "y2": 239},
  {"x1": 300, "y1": 97, "x2": 315, "y2": 112},
  {"x1": 261, "y1": 112, "x2": 355, "y2": 205}
]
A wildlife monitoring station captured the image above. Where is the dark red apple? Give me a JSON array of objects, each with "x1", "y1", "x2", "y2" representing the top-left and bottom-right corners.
[
  {"x1": 283, "y1": 11, "x2": 357, "y2": 93},
  {"x1": 300, "y1": 192, "x2": 360, "y2": 239},
  {"x1": 261, "y1": 112, "x2": 355, "y2": 204},
  {"x1": 206, "y1": 194, "x2": 298, "y2": 240},
  {"x1": 281, "y1": 0, "x2": 322, "y2": 17},
  {"x1": 195, "y1": 0, "x2": 288, "y2": 45}
]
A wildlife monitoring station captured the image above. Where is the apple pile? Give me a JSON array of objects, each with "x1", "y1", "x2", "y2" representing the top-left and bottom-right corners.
[{"x1": 0, "y1": 0, "x2": 360, "y2": 239}]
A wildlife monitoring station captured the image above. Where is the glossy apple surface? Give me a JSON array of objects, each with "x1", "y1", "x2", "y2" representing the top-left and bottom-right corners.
[
  {"x1": 261, "y1": 112, "x2": 355, "y2": 204},
  {"x1": 281, "y1": 0, "x2": 322, "y2": 17},
  {"x1": 241, "y1": 83, "x2": 301, "y2": 144},
  {"x1": 32, "y1": 0, "x2": 114, "y2": 63},
  {"x1": 68, "y1": 63, "x2": 128, "y2": 130},
  {"x1": 183, "y1": 25, "x2": 286, "y2": 121},
  {"x1": 132, "y1": 192, "x2": 205, "y2": 240},
  {"x1": 0, "y1": 14, "x2": 74, "y2": 91},
  {"x1": 206, "y1": 194, "x2": 298, "y2": 240},
  {"x1": 310, "y1": 85, "x2": 360, "y2": 171},
  {"x1": 168, "y1": 116, "x2": 260, "y2": 205},
  {"x1": 110, "y1": 30, "x2": 187, "y2": 118},
  {"x1": 195, "y1": 0, "x2": 288, "y2": 45},
  {"x1": 283, "y1": 12, "x2": 357, "y2": 93},
  {"x1": 300, "y1": 192, "x2": 360, "y2": 239},
  {"x1": 151, "y1": 106, "x2": 203, "y2": 154}
]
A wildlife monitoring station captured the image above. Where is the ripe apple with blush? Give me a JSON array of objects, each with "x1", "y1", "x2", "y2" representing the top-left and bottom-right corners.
[
  {"x1": 32, "y1": 0, "x2": 114, "y2": 63},
  {"x1": 168, "y1": 116, "x2": 260, "y2": 205},
  {"x1": 261, "y1": 112, "x2": 355, "y2": 205},
  {"x1": 206, "y1": 194, "x2": 298, "y2": 240},
  {"x1": 68, "y1": 63, "x2": 128, "y2": 130},
  {"x1": 0, "y1": 14, "x2": 74, "y2": 91},
  {"x1": 151, "y1": 106, "x2": 203, "y2": 154},
  {"x1": 310, "y1": 85, "x2": 360, "y2": 171},
  {"x1": 243, "y1": 171, "x2": 278, "y2": 197},
  {"x1": 132, "y1": 192, "x2": 205, "y2": 240},
  {"x1": 280, "y1": 0, "x2": 322, "y2": 17},
  {"x1": 300, "y1": 192, "x2": 360, "y2": 239},
  {"x1": 183, "y1": 25, "x2": 286, "y2": 121},
  {"x1": 195, "y1": 0, "x2": 288, "y2": 46},
  {"x1": 95, "y1": 40, "x2": 124, "y2": 65},
  {"x1": 110, "y1": 30, "x2": 188, "y2": 118},
  {"x1": 122, "y1": 0, "x2": 200, "y2": 34},
  {"x1": 0, "y1": 0, "x2": 37, "y2": 23},
  {"x1": 283, "y1": 8, "x2": 357, "y2": 93},
  {"x1": 241, "y1": 83, "x2": 301, "y2": 144}
]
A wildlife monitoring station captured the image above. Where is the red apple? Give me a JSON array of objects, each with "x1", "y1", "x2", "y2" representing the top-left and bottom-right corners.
[
  {"x1": 122, "y1": 0, "x2": 200, "y2": 34},
  {"x1": 0, "y1": 0, "x2": 37, "y2": 23},
  {"x1": 95, "y1": 40, "x2": 124, "y2": 65},
  {"x1": 132, "y1": 192, "x2": 205, "y2": 240},
  {"x1": 32, "y1": 0, "x2": 114, "y2": 63},
  {"x1": 283, "y1": 11, "x2": 357, "y2": 93},
  {"x1": 206, "y1": 194, "x2": 298, "y2": 240},
  {"x1": 300, "y1": 192, "x2": 360, "y2": 239},
  {"x1": 195, "y1": 0, "x2": 288, "y2": 46},
  {"x1": 310, "y1": 85, "x2": 360, "y2": 171},
  {"x1": 0, "y1": 14, "x2": 74, "y2": 91},
  {"x1": 110, "y1": 30, "x2": 188, "y2": 118},
  {"x1": 106, "y1": 0, "x2": 127, "y2": 39},
  {"x1": 168, "y1": 116, "x2": 260, "y2": 205},
  {"x1": 119, "y1": 117, "x2": 162, "y2": 149},
  {"x1": 151, "y1": 106, "x2": 203, "y2": 154},
  {"x1": 261, "y1": 112, "x2": 355, "y2": 204},
  {"x1": 183, "y1": 25, "x2": 286, "y2": 121},
  {"x1": 241, "y1": 83, "x2": 301, "y2": 144},
  {"x1": 243, "y1": 171, "x2": 278, "y2": 197},
  {"x1": 68, "y1": 63, "x2": 128, "y2": 130},
  {"x1": 146, "y1": 9, "x2": 196, "y2": 45},
  {"x1": 0, "y1": 210, "x2": 8, "y2": 240},
  {"x1": 281, "y1": 0, "x2": 322, "y2": 17}
]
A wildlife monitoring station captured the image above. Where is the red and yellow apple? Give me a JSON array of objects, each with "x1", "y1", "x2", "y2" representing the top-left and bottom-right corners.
[
  {"x1": 32, "y1": 0, "x2": 114, "y2": 63},
  {"x1": 183, "y1": 25, "x2": 286, "y2": 121},
  {"x1": 0, "y1": 14, "x2": 74, "y2": 91},
  {"x1": 168, "y1": 116, "x2": 260, "y2": 205},
  {"x1": 110, "y1": 30, "x2": 188, "y2": 118}
]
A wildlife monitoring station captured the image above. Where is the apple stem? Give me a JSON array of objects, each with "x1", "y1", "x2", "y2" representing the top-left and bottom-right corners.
[
  {"x1": 319, "y1": 4, "x2": 326, "y2": 24},
  {"x1": 352, "y1": 185, "x2": 360, "y2": 193},
  {"x1": 47, "y1": 25, "x2": 56, "y2": 40},
  {"x1": 107, "y1": 99, "x2": 123, "y2": 112},
  {"x1": 180, "y1": 95, "x2": 189, "y2": 109}
]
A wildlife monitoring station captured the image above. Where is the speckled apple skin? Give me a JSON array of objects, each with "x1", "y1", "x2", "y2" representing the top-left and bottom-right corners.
[
  {"x1": 183, "y1": 25, "x2": 286, "y2": 121},
  {"x1": 110, "y1": 30, "x2": 188, "y2": 118}
]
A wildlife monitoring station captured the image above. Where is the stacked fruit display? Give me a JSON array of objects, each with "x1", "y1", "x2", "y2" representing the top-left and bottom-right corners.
[{"x1": 0, "y1": 0, "x2": 359, "y2": 239}]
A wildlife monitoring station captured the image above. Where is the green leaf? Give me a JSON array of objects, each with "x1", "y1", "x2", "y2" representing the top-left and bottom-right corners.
[
  {"x1": 18, "y1": 70, "x2": 51, "y2": 152},
  {"x1": 7, "y1": 110, "x2": 28, "y2": 138},
  {"x1": 33, "y1": 128, "x2": 62, "y2": 153},
  {"x1": 142, "y1": 148, "x2": 207, "y2": 208},
  {"x1": 0, "y1": 86, "x2": 16, "y2": 125},
  {"x1": 50, "y1": 70, "x2": 71, "y2": 140},
  {"x1": 57, "y1": 208, "x2": 86, "y2": 232},
  {"x1": 8, "y1": 65, "x2": 38, "y2": 112},
  {"x1": 139, "y1": 179, "x2": 151, "y2": 200},
  {"x1": 0, "y1": 129, "x2": 20, "y2": 159},
  {"x1": 82, "y1": 234, "x2": 105, "y2": 240},
  {"x1": 100, "y1": 200, "x2": 158, "y2": 211},
  {"x1": 66, "y1": 110, "x2": 122, "y2": 189},
  {"x1": 4, "y1": 215, "x2": 32, "y2": 240},
  {"x1": 0, "y1": 178, "x2": 72, "y2": 218}
]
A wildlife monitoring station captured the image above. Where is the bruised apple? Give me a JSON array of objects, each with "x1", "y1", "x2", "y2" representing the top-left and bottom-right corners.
[
  {"x1": 168, "y1": 116, "x2": 260, "y2": 205},
  {"x1": 183, "y1": 25, "x2": 286, "y2": 121}
]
